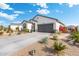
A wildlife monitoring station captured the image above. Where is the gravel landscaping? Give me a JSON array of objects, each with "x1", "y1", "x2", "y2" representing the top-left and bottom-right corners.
[{"x1": 12, "y1": 33, "x2": 79, "y2": 56}]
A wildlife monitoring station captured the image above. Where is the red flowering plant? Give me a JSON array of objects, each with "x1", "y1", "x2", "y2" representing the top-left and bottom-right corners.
[{"x1": 59, "y1": 26, "x2": 67, "y2": 33}]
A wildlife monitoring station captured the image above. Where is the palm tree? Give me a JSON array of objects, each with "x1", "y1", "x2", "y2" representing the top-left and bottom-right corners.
[
  {"x1": 70, "y1": 32, "x2": 79, "y2": 45},
  {"x1": 53, "y1": 41, "x2": 66, "y2": 56}
]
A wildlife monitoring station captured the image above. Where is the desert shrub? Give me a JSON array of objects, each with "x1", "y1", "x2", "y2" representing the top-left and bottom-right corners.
[
  {"x1": 70, "y1": 32, "x2": 79, "y2": 44},
  {"x1": 0, "y1": 25, "x2": 3, "y2": 31},
  {"x1": 23, "y1": 29, "x2": 29, "y2": 32},
  {"x1": 56, "y1": 31, "x2": 61, "y2": 34},
  {"x1": 42, "y1": 37, "x2": 48, "y2": 44},
  {"x1": 7, "y1": 26, "x2": 13, "y2": 36},
  {"x1": 59, "y1": 26, "x2": 67, "y2": 33},
  {"x1": 52, "y1": 35, "x2": 58, "y2": 40},
  {"x1": 16, "y1": 27, "x2": 19, "y2": 32},
  {"x1": 0, "y1": 31, "x2": 3, "y2": 35},
  {"x1": 39, "y1": 37, "x2": 48, "y2": 44},
  {"x1": 53, "y1": 41, "x2": 66, "y2": 55},
  {"x1": 52, "y1": 30, "x2": 57, "y2": 33}
]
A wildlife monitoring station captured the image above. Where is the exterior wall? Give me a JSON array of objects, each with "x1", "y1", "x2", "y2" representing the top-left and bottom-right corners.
[
  {"x1": 26, "y1": 23, "x2": 32, "y2": 31},
  {"x1": 22, "y1": 21, "x2": 27, "y2": 29},
  {"x1": 34, "y1": 16, "x2": 56, "y2": 24},
  {"x1": 10, "y1": 25, "x2": 23, "y2": 31},
  {"x1": 22, "y1": 21, "x2": 33, "y2": 32},
  {"x1": 34, "y1": 16, "x2": 57, "y2": 30},
  {"x1": 56, "y1": 22, "x2": 64, "y2": 31},
  {"x1": 34, "y1": 16, "x2": 64, "y2": 32},
  {"x1": 30, "y1": 20, "x2": 38, "y2": 31}
]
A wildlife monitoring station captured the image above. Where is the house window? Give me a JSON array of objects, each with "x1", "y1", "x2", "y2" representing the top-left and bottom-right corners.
[
  {"x1": 23, "y1": 23, "x2": 26, "y2": 29},
  {"x1": 37, "y1": 17, "x2": 39, "y2": 19}
]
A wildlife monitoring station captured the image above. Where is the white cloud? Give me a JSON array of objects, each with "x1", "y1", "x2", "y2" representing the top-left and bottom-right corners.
[
  {"x1": 59, "y1": 1, "x2": 79, "y2": 7},
  {"x1": 67, "y1": 3, "x2": 79, "y2": 7},
  {"x1": 29, "y1": 10, "x2": 32, "y2": 13},
  {"x1": 56, "y1": 10, "x2": 63, "y2": 14},
  {"x1": 14, "y1": 11, "x2": 24, "y2": 14},
  {"x1": 13, "y1": 21, "x2": 21, "y2": 23},
  {"x1": 0, "y1": 12, "x2": 19, "y2": 20},
  {"x1": 0, "y1": 3, "x2": 13, "y2": 10},
  {"x1": 36, "y1": 9, "x2": 50, "y2": 14},
  {"x1": 0, "y1": 21, "x2": 3, "y2": 25},
  {"x1": 56, "y1": 10, "x2": 59, "y2": 13},
  {"x1": 36, "y1": 3, "x2": 48, "y2": 8},
  {"x1": 32, "y1": 4, "x2": 36, "y2": 6}
]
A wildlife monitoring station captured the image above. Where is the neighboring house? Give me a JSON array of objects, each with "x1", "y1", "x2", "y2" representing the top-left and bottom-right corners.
[
  {"x1": 77, "y1": 26, "x2": 79, "y2": 31},
  {"x1": 67, "y1": 25, "x2": 77, "y2": 32},
  {"x1": 21, "y1": 20, "x2": 33, "y2": 32},
  {"x1": 10, "y1": 23, "x2": 23, "y2": 31},
  {"x1": 30, "y1": 14, "x2": 65, "y2": 33},
  {"x1": 10, "y1": 14, "x2": 65, "y2": 33}
]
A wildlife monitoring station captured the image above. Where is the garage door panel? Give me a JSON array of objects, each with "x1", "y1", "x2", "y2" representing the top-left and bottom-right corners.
[{"x1": 38, "y1": 24, "x2": 53, "y2": 33}]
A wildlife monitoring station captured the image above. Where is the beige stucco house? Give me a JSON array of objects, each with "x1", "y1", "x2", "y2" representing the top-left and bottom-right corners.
[{"x1": 10, "y1": 14, "x2": 65, "y2": 33}]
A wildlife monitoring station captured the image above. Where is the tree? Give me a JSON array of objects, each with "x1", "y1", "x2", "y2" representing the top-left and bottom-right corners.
[
  {"x1": 7, "y1": 26, "x2": 13, "y2": 36},
  {"x1": 0, "y1": 25, "x2": 4, "y2": 35},
  {"x1": 16, "y1": 27, "x2": 19, "y2": 32},
  {"x1": 16, "y1": 27, "x2": 20, "y2": 35},
  {"x1": 53, "y1": 41, "x2": 66, "y2": 56},
  {"x1": 0, "y1": 25, "x2": 3, "y2": 31}
]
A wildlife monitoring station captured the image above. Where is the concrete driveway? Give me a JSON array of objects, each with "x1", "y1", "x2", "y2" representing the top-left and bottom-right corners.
[{"x1": 0, "y1": 32, "x2": 50, "y2": 56}]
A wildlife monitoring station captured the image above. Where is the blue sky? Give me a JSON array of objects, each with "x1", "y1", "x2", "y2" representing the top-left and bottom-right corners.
[{"x1": 0, "y1": 3, "x2": 79, "y2": 26}]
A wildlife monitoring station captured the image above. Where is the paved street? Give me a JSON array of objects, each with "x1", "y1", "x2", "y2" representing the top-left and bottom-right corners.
[{"x1": 0, "y1": 32, "x2": 50, "y2": 56}]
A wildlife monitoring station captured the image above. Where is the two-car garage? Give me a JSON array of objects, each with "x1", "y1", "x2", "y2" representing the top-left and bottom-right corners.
[{"x1": 38, "y1": 23, "x2": 54, "y2": 33}]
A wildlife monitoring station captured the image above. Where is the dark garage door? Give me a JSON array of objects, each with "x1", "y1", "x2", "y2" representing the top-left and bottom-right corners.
[{"x1": 38, "y1": 23, "x2": 54, "y2": 33}]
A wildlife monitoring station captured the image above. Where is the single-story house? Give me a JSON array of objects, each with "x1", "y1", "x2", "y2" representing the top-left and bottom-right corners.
[
  {"x1": 10, "y1": 23, "x2": 23, "y2": 31},
  {"x1": 10, "y1": 21, "x2": 33, "y2": 32},
  {"x1": 10, "y1": 14, "x2": 65, "y2": 33},
  {"x1": 30, "y1": 14, "x2": 65, "y2": 33},
  {"x1": 21, "y1": 20, "x2": 33, "y2": 32}
]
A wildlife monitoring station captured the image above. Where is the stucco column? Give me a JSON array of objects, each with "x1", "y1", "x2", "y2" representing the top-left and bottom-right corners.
[{"x1": 35, "y1": 23, "x2": 38, "y2": 32}]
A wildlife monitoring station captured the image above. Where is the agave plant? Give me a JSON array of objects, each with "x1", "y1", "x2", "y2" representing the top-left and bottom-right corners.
[
  {"x1": 53, "y1": 41, "x2": 66, "y2": 56},
  {"x1": 70, "y1": 32, "x2": 79, "y2": 45}
]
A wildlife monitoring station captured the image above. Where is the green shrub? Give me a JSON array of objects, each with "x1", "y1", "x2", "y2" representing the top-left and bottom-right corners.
[
  {"x1": 0, "y1": 31, "x2": 3, "y2": 35},
  {"x1": 51, "y1": 35, "x2": 58, "y2": 40},
  {"x1": 53, "y1": 30, "x2": 56, "y2": 33},
  {"x1": 53, "y1": 41, "x2": 66, "y2": 55},
  {"x1": 16, "y1": 27, "x2": 19, "y2": 32},
  {"x1": 70, "y1": 32, "x2": 79, "y2": 44},
  {"x1": 24, "y1": 29, "x2": 29, "y2": 32},
  {"x1": 40, "y1": 37, "x2": 48, "y2": 44},
  {"x1": 56, "y1": 31, "x2": 61, "y2": 34}
]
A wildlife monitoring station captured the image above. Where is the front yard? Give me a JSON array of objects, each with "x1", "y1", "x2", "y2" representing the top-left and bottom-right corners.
[{"x1": 13, "y1": 33, "x2": 79, "y2": 56}]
